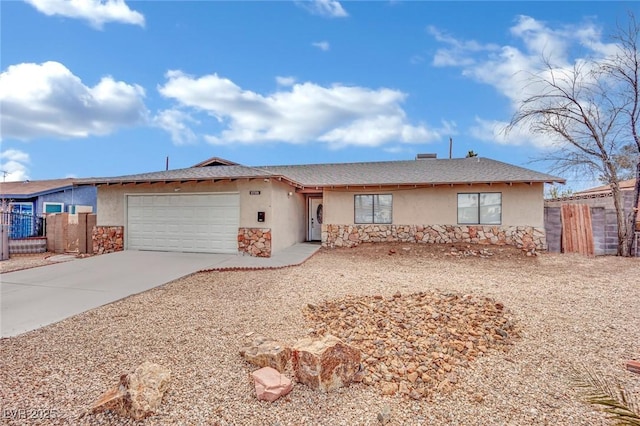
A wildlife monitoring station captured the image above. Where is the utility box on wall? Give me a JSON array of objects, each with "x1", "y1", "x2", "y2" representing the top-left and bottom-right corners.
[{"x1": 257, "y1": 211, "x2": 265, "y2": 222}]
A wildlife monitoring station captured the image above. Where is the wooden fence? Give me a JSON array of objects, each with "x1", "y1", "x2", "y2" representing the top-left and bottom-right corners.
[{"x1": 560, "y1": 204, "x2": 594, "y2": 256}]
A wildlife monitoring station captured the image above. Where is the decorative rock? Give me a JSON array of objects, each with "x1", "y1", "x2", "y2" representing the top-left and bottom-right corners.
[
  {"x1": 292, "y1": 334, "x2": 362, "y2": 392},
  {"x1": 90, "y1": 361, "x2": 171, "y2": 420},
  {"x1": 321, "y1": 224, "x2": 546, "y2": 250},
  {"x1": 377, "y1": 405, "x2": 391, "y2": 424},
  {"x1": 303, "y1": 291, "x2": 518, "y2": 400},
  {"x1": 92, "y1": 226, "x2": 124, "y2": 254},
  {"x1": 251, "y1": 367, "x2": 293, "y2": 402},
  {"x1": 240, "y1": 337, "x2": 291, "y2": 372},
  {"x1": 380, "y1": 382, "x2": 398, "y2": 395},
  {"x1": 238, "y1": 227, "x2": 272, "y2": 257},
  {"x1": 626, "y1": 360, "x2": 640, "y2": 375}
]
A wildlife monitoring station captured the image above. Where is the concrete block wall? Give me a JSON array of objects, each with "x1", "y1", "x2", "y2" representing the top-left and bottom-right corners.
[
  {"x1": 544, "y1": 205, "x2": 622, "y2": 255},
  {"x1": 544, "y1": 207, "x2": 562, "y2": 252}
]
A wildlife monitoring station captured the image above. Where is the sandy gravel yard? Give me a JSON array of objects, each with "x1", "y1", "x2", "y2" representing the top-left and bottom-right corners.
[{"x1": 0, "y1": 244, "x2": 638, "y2": 425}]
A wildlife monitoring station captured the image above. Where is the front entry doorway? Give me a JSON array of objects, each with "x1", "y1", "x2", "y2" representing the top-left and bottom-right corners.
[{"x1": 309, "y1": 198, "x2": 323, "y2": 241}]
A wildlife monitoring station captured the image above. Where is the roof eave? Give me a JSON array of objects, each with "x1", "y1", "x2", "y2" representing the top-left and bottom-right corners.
[
  {"x1": 301, "y1": 179, "x2": 565, "y2": 188},
  {"x1": 78, "y1": 174, "x2": 305, "y2": 189}
]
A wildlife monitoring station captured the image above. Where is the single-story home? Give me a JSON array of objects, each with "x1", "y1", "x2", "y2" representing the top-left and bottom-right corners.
[
  {"x1": 0, "y1": 178, "x2": 97, "y2": 216},
  {"x1": 75, "y1": 156, "x2": 564, "y2": 257}
]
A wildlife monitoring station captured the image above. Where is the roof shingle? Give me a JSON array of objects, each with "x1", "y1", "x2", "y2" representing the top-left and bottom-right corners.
[{"x1": 74, "y1": 157, "x2": 565, "y2": 188}]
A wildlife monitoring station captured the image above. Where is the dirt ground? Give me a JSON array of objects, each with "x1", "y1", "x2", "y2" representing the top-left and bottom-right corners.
[
  {"x1": 0, "y1": 244, "x2": 638, "y2": 425},
  {"x1": 0, "y1": 252, "x2": 89, "y2": 274}
]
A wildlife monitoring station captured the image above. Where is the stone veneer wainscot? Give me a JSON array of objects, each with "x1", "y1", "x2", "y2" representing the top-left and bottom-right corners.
[
  {"x1": 322, "y1": 224, "x2": 546, "y2": 250},
  {"x1": 92, "y1": 226, "x2": 124, "y2": 254},
  {"x1": 238, "y1": 227, "x2": 272, "y2": 257}
]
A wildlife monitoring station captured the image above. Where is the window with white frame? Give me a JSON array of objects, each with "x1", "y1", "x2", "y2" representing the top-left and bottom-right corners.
[
  {"x1": 43, "y1": 202, "x2": 64, "y2": 214},
  {"x1": 457, "y1": 193, "x2": 502, "y2": 224},
  {"x1": 354, "y1": 194, "x2": 392, "y2": 224},
  {"x1": 10, "y1": 202, "x2": 33, "y2": 215}
]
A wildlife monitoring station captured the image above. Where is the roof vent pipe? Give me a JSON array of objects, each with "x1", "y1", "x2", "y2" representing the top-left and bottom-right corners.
[{"x1": 416, "y1": 153, "x2": 437, "y2": 160}]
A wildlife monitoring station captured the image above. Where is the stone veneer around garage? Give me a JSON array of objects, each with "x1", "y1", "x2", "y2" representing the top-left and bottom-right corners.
[
  {"x1": 238, "y1": 227, "x2": 272, "y2": 257},
  {"x1": 322, "y1": 224, "x2": 546, "y2": 250},
  {"x1": 92, "y1": 226, "x2": 124, "y2": 254}
]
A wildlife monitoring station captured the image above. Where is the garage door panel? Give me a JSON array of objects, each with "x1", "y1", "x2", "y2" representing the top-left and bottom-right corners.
[{"x1": 127, "y1": 193, "x2": 240, "y2": 254}]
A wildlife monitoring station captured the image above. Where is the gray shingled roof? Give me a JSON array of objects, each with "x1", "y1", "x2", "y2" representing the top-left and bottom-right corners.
[
  {"x1": 74, "y1": 165, "x2": 278, "y2": 185},
  {"x1": 74, "y1": 157, "x2": 564, "y2": 187},
  {"x1": 257, "y1": 157, "x2": 565, "y2": 187}
]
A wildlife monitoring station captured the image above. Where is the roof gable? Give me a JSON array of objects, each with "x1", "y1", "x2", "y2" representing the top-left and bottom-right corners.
[{"x1": 192, "y1": 157, "x2": 240, "y2": 167}]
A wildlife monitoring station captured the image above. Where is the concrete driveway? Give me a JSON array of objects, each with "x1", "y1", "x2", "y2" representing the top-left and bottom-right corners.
[
  {"x1": 0, "y1": 250, "x2": 235, "y2": 338},
  {"x1": 0, "y1": 244, "x2": 320, "y2": 338}
]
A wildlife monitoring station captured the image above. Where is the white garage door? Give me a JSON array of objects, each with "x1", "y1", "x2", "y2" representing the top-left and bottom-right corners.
[{"x1": 127, "y1": 193, "x2": 239, "y2": 254}]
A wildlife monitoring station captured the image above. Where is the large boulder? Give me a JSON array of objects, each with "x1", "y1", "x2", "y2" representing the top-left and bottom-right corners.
[
  {"x1": 251, "y1": 367, "x2": 293, "y2": 402},
  {"x1": 239, "y1": 336, "x2": 291, "y2": 372},
  {"x1": 90, "y1": 361, "x2": 171, "y2": 420},
  {"x1": 292, "y1": 334, "x2": 362, "y2": 392}
]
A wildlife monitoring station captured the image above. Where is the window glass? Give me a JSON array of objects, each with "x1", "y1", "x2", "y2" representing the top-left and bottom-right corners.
[
  {"x1": 10, "y1": 203, "x2": 33, "y2": 215},
  {"x1": 354, "y1": 195, "x2": 374, "y2": 223},
  {"x1": 44, "y1": 203, "x2": 64, "y2": 214},
  {"x1": 354, "y1": 194, "x2": 392, "y2": 224},
  {"x1": 374, "y1": 195, "x2": 392, "y2": 224},
  {"x1": 457, "y1": 193, "x2": 501, "y2": 224},
  {"x1": 480, "y1": 193, "x2": 501, "y2": 224},
  {"x1": 457, "y1": 194, "x2": 479, "y2": 224}
]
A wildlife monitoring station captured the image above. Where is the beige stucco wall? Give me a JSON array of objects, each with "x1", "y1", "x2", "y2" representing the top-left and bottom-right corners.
[
  {"x1": 96, "y1": 179, "x2": 306, "y2": 253},
  {"x1": 323, "y1": 183, "x2": 545, "y2": 227},
  {"x1": 97, "y1": 179, "x2": 279, "y2": 229},
  {"x1": 270, "y1": 184, "x2": 306, "y2": 252}
]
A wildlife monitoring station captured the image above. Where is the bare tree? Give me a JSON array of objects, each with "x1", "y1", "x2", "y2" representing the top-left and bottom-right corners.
[
  {"x1": 508, "y1": 14, "x2": 640, "y2": 256},
  {"x1": 601, "y1": 12, "x2": 640, "y2": 255}
]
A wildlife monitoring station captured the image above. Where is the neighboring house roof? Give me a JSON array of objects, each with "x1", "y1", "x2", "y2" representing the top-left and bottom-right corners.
[
  {"x1": 75, "y1": 157, "x2": 564, "y2": 189},
  {"x1": 192, "y1": 156, "x2": 240, "y2": 167},
  {"x1": 574, "y1": 178, "x2": 636, "y2": 195},
  {"x1": 0, "y1": 178, "x2": 76, "y2": 198}
]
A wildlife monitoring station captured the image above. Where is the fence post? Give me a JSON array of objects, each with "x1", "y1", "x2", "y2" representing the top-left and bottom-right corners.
[{"x1": 0, "y1": 222, "x2": 9, "y2": 261}]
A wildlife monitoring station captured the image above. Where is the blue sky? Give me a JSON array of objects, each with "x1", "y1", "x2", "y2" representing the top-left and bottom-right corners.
[{"x1": 1, "y1": 1, "x2": 637, "y2": 190}]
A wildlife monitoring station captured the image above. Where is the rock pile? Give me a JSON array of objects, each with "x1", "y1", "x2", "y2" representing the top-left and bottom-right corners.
[
  {"x1": 446, "y1": 246, "x2": 495, "y2": 257},
  {"x1": 303, "y1": 291, "x2": 518, "y2": 400},
  {"x1": 241, "y1": 334, "x2": 363, "y2": 401}
]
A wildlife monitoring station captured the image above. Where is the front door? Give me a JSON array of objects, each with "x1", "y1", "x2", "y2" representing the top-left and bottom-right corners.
[{"x1": 309, "y1": 198, "x2": 323, "y2": 241}]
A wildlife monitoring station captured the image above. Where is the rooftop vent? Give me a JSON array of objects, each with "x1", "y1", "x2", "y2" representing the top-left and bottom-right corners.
[{"x1": 415, "y1": 153, "x2": 437, "y2": 160}]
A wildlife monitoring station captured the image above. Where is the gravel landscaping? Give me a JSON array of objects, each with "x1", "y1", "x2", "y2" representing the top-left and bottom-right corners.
[{"x1": 0, "y1": 243, "x2": 638, "y2": 425}]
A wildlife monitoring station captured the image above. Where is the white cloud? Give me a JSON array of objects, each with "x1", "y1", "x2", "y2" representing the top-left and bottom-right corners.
[
  {"x1": 431, "y1": 16, "x2": 623, "y2": 148},
  {"x1": 0, "y1": 61, "x2": 148, "y2": 140},
  {"x1": 298, "y1": 0, "x2": 348, "y2": 18},
  {"x1": 153, "y1": 109, "x2": 198, "y2": 145},
  {"x1": 469, "y1": 117, "x2": 555, "y2": 149},
  {"x1": 428, "y1": 25, "x2": 499, "y2": 67},
  {"x1": 24, "y1": 0, "x2": 145, "y2": 29},
  {"x1": 312, "y1": 41, "x2": 330, "y2": 51},
  {"x1": 276, "y1": 76, "x2": 296, "y2": 86},
  {"x1": 0, "y1": 149, "x2": 30, "y2": 182},
  {"x1": 158, "y1": 70, "x2": 441, "y2": 148}
]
